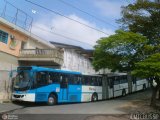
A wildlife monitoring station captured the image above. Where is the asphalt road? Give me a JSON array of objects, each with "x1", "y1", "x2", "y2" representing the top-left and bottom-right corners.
[{"x1": 0, "y1": 90, "x2": 153, "y2": 120}]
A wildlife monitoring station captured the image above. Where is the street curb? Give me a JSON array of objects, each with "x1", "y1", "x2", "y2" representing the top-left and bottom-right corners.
[
  {"x1": 0, "y1": 100, "x2": 11, "y2": 104},
  {"x1": 0, "y1": 100, "x2": 24, "y2": 114},
  {"x1": 0, "y1": 106, "x2": 24, "y2": 114}
]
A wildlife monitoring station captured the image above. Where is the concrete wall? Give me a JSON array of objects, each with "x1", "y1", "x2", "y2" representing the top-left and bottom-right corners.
[
  {"x1": 22, "y1": 38, "x2": 51, "y2": 49},
  {"x1": 61, "y1": 49, "x2": 96, "y2": 74},
  {"x1": 0, "y1": 52, "x2": 18, "y2": 71},
  {"x1": 0, "y1": 52, "x2": 18, "y2": 101}
]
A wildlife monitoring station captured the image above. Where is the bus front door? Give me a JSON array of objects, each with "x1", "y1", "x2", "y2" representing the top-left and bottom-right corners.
[{"x1": 60, "y1": 77, "x2": 68, "y2": 101}]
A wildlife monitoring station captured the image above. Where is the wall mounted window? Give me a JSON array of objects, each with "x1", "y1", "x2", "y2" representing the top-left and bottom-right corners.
[{"x1": 0, "y1": 30, "x2": 8, "y2": 44}]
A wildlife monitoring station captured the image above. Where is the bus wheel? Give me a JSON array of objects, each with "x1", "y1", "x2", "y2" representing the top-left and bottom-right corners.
[
  {"x1": 91, "y1": 93, "x2": 98, "y2": 102},
  {"x1": 122, "y1": 89, "x2": 126, "y2": 96},
  {"x1": 48, "y1": 94, "x2": 57, "y2": 106}
]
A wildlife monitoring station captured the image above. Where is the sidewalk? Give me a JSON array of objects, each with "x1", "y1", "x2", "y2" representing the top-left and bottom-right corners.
[{"x1": 0, "y1": 103, "x2": 23, "y2": 113}]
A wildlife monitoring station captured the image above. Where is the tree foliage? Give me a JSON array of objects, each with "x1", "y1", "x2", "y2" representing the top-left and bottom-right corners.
[
  {"x1": 93, "y1": 30, "x2": 147, "y2": 72},
  {"x1": 93, "y1": 0, "x2": 160, "y2": 106},
  {"x1": 119, "y1": 0, "x2": 160, "y2": 45},
  {"x1": 93, "y1": 1, "x2": 160, "y2": 72},
  {"x1": 132, "y1": 53, "x2": 160, "y2": 78}
]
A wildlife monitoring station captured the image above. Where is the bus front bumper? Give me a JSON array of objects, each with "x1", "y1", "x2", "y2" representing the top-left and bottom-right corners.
[{"x1": 12, "y1": 93, "x2": 35, "y2": 102}]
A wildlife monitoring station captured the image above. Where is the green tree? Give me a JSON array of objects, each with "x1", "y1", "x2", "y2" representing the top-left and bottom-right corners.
[
  {"x1": 93, "y1": 0, "x2": 160, "y2": 107},
  {"x1": 118, "y1": 0, "x2": 160, "y2": 106},
  {"x1": 119, "y1": 0, "x2": 160, "y2": 45},
  {"x1": 132, "y1": 53, "x2": 160, "y2": 106},
  {"x1": 93, "y1": 30, "x2": 147, "y2": 72}
]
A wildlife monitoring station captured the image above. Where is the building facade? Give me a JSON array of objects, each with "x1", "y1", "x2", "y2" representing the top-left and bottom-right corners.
[
  {"x1": 0, "y1": 17, "x2": 27, "y2": 101},
  {"x1": 62, "y1": 49, "x2": 95, "y2": 74},
  {"x1": 0, "y1": 16, "x2": 102, "y2": 101},
  {"x1": 50, "y1": 42, "x2": 98, "y2": 74},
  {"x1": 0, "y1": 17, "x2": 63, "y2": 101},
  {"x1": 0, "y1": 0, "x2": 104, "y2": 102}
]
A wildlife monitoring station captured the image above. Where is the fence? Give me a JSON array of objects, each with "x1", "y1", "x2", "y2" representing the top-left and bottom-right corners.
[{"x1": 0, "y1": 0, "x2": 33, "y2": 32}]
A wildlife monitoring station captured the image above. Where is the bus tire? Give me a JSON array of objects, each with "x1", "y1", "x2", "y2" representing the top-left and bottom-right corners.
[
  {"x1": 122, "y1": 89, "x2": 126, "y2": 96},
  {"x1": 47, "y1": 94, "x2": 57, "y2": 106},
  {"x1": 91, "y1": 93, "x2": 98, "y2": 102}
]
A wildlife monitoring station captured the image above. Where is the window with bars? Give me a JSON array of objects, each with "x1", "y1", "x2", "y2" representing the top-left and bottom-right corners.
[{"x1": 0, "y1": 30, "x2": 8, "y2": 44}]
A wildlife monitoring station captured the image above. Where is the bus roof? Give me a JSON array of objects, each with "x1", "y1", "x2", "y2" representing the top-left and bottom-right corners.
[
  {"x1": 107, "y1": 73, "x2": 127, "y2": 77},
  {"x1": 18, "y1": 66, "x2": 81, "y2": 75},
  {"x1": 83, "y1": 74, "x2": 102, "y2": 77}
]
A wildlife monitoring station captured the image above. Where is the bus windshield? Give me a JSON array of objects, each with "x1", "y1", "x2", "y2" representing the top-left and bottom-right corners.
[{"x1": 13, "y1": 71, "x2": 30, "y2": 91}]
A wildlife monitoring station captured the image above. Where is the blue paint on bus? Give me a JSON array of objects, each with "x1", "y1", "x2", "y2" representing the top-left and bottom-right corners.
[
  {"x1": 12, "y1": 66, "x2": 103, "y2": 104},
  {"x1": 13, "y1": 66, "x2": 83, "y2": 103}
]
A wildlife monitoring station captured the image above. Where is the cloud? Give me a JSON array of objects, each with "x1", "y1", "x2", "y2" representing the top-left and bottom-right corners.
[
  {"x1": 32, "y1": 14, "x2": 114, "y2": 49},
  {"x1": 93, "y1": 0, "x2": 123, "y2": 18}
]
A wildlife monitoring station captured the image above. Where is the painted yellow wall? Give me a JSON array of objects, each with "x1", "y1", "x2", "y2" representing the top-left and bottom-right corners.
[{"x1": 0, "y1": 24, "x2": 28, "y2": 57}]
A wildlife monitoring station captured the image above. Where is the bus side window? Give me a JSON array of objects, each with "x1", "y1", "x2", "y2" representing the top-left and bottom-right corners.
[
  {"x1": 85, "y1": 76, "x2": 90, "y2": 85},
  {"x1": 90, "y1": 77, "x2": 94, "y2": 86},
  {"x1": 93, "y1": 77, "x2": 96, "y2": 86},
  {"x1": 114, "y1": 77, "x2": 120, "y2": 85},
  {"x1": 74, "y1": 75, "x2": 81, "y2": 85},
  {"x1": 123, "y1": 76, "x2": 127, "y2": 83},
  {"x1": 98, "y1": 78, "x2": 102, "y2": 86},
  {"x1": 81, "y1": 76, "x2": 85, "y2": 85},
  {"x1": 47, "y1": 72, "x2": 52, "y2": 84},
  {"x1": 78, "y1": 76, "x2": 82, "y2": 85},
  {"x1": 132, "y1": 77, "x2": 136, "y2": 84},
  {"x1": 108, "y1": 77, "x2": 113, "y2": 88},
  {"x1": 120, "y1": 76, "x2": 127, "y2": 84},
  {"x1": 68, "y1": 75, "x2": 75, "y2": 84},
  {"x1": 94, "y1": 76, "x2": 99, "y2": 86},
  {"x1": 92, "y1": 77, "x2": 98, "y2": 86},
  {"x1": 36, "y1": 72, "x2": 47, "y2": 86},
  {"x1": 60, "y1": 74, "x2": 68, "y2": 88},
  {"x1": 82, "y1": 76, "x2": 87, "y2": 85},
  {"x1": 136, "y1": 77, "x2": 141, "y2": 81},
  {"x1": 97, "y1": 77, "x2": 100, "y2": 86},
  {"x1": 49, "y1": 72, "x2": 60, "y2": 84}
]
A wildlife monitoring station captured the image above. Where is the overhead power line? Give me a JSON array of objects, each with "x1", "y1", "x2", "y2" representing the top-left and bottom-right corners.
[
  {"x1": 25, "y1": 0, "x2": 110, "y2": 36},
  {"x1": 32, "y1": 25, "x2": 94, "y2": 46},
  {"x1": 4, "y1": 13, "x2": 94, "y2": 46},
  {"x1": 57, "y1": 0, "x2": 117, "y2": 28},
  {"x1": 2, "y1": 0, "x2": 95, "y2": 47}
]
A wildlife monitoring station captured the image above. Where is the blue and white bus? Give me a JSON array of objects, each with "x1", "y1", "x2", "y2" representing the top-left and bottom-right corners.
[
  {"x1": 106, "y1": 73, "x2": 128, "y2": 98},
  {"x1": 102, "y1": 73, "x2": 149, "y2": 99},
  {"x1": 12, "y1": 66, "x2": 102, "y2": 105},
  {"x1": 132, "y1": 77, "x2": 149, "y2": 92}
]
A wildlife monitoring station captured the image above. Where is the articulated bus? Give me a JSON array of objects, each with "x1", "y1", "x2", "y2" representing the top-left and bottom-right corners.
[
  {"x1": 107, "y1": 73, "x2": 128, "y2": 98},
  {"x1": 12, "y1": 66, "x2": 149, "y2": 104},
  {"x1": 132, "y1": 77, "x2": 149, "y2": 92},
  {"x1": 102, "y1": 73, "x2": 149, "y2": 99},
  {"x1": 12, "y1": 66, "x2": 102, "y2": 105}
]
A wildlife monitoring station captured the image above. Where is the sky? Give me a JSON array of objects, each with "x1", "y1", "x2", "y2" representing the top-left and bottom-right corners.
[{"x1": 0, "y1": 0, "x2": 132, "y2": 49}]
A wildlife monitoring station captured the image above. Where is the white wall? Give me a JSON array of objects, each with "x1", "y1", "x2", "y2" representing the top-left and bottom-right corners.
[
  {"x1": 22, "y1": 39, "x2": 51, "y2": 49},
  {"x1": 61, "y1": 49, "x2": 96, "y2": 74}
]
